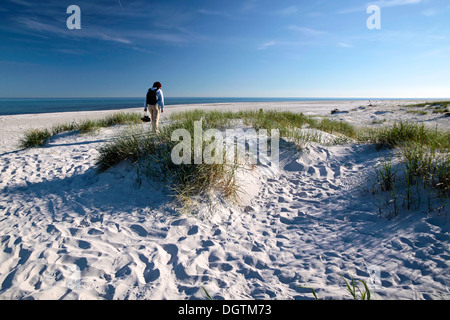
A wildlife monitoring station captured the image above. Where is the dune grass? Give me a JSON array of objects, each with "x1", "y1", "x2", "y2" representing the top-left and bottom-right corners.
[
  {"x1": 97, "y1": 118, "x2": 240, "y2": 208},
  {"x1": 433, "y1": 107, "x2": 450, "y2": 114},
  {"x1": 170, "y1": 109, "x2": 356, "y2": 145},
  {"x1": 367, "y1": 123, "x2": 449, "y2": 217},
  {"x1": 97, "y1": 110, "x2": 449, "y2": 211},
  {"x1": 406, "y1": 110, "x2": 428, "y2": 115},
  {"x1": 20, "y1": 108, "x2": 448, "y2": 214},
  {"x1": 359, "y1": 122, "x2": 449, "y2": 203},
  {"x1": 403, "y1": 101, "x2": 449, "y2": 115},
  {"x1": 401, "y1": 142, "x2": 449, "y2": 204},
  {"x1": 357, "y1": 121, "x2": 450, "y2": 150},
  {"x1": 19, "y1": 128, "x2": 53, "y2": 149},
  {"x1": 98, "y1": 109, "x2": 347, "y2": 207},
  {"x1": 19, "y1": 112, "x2": 142, "y2": 148},
  {"x1": 404, "y1": 101, "x2": 450, "y2": 109},
  {"x1": 372, "y1": 151, "x2": 449, "y2": 218},
  {"x1": 406, "y1": 101, "x2": 450, "y2": 114}
]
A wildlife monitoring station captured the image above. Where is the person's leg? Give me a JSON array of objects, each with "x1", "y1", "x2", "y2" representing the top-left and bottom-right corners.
[
  {"x1": 150, "y1": 104, "x2": 160, "y2": 132},
  {"x1": 149, "y1": 104, "x2": 156, "y2": 130},
  {"x1": 153, "y1": 105, "x2": 161, "y2": 132}
]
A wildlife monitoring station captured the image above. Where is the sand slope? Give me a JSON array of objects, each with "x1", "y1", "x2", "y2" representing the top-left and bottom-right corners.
[{"x1": 0, "y1": 101, "x2": 449, "y2": 300}]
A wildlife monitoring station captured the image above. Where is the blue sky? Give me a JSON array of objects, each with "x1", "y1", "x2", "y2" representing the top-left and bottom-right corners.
[{"x1": 0, "y1": 0, "x2": 449, "y2": 98}]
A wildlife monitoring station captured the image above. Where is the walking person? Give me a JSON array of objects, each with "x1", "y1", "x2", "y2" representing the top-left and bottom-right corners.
[{"x1": 144, "y1": 82, "x2": 165, "y2": 132}]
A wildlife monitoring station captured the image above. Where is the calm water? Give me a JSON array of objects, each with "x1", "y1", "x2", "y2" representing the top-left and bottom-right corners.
[{"x1": 0, "y1": 97, "x2": 375, "y2": 116}]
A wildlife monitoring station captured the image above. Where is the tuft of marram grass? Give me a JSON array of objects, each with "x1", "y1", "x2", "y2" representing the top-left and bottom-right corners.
[
  {"x1": 97, "y1": 119, "x2": 240, "y2": 208},
  {"x1": 308, "y1": 117, "x2": 357, "y2": 139},
  {"x1": 51, "y1": 122, "x2": 78, "y2": 135},
  {"x1": 97, "y1": 112, "x2": 143, "y2": 127},
  {"x1": 19, "y1": 112, "x2": 142, "y2": 148},
  {"x1": 400, "y1": 142, "x2": 449, "y2": 197},
  {"x1": 19, "y1": 129, "x2": 52, "y2": 149},
  {"x1": 357, "y1": 121, "x2": 450, "y2": 150},
  {"x1": 371, "y1": 140, "x2": 449, "y2": 218}
]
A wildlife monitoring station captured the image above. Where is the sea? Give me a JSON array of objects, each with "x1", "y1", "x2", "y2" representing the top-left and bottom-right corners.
[{"x1": 0, "y1": 97, "x2": 381, "y2": 116}]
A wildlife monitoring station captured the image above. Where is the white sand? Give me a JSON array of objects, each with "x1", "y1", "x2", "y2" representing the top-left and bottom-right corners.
[{"x1": 0, "y1": 100, "x2": 449, "y2": 300}]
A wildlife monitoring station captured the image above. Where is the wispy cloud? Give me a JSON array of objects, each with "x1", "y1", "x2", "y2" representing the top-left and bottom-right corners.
[
  {"x1": 257, "y1": 25, "x2": 329, "y2": 50},
  {"x1": 116, "y1": 0, "x2": 124, "y2": 11},
  {"x1": 137, "y1": 32, "x2": 189, "y2": 45},
  {"x1": 338, "y1": 42, "x2": 353, "y2": 48},
  {"x1": 276, "y1": 6, "x2": 298, "y2": 15},
  {"x1": 196, "y1": 8, "x2": 243, "y2": 20},
  {"x1": 339, "y1": 0, "x2": 422, "y2": 14},
  {"x1": 97, "y1": 33, "x2": 131, "y2": 44},
  {"x1": 56, "y1": 49, "x2": 86, "y2": 55},
  {"x1": 197, "y1": 9, "x2": 225, "y2": 16},
  {"x1": 288, "y1": 26, "x2": 328, "y2": 36},
  {"x1": 15, "y1": 17, "x2": 64, "y2": 35},
  {"x1": 15, "y1": 17, "x2": 132, "y2": 44},
  {"x1": 373, "y1": 0, "x2": 421, "y2": 8},
  {"x1": 258, "y1": 41, "x2": 277, "y2": 50},
  {"x1": 7, "y1": 0, "x2": 33, "y2": 7},
  {"x1": 257, "y1": 39, "x2": 312, "y2": 50},
  {"x1": 5, "y1": 0, "x2": 207, "y2": 49}
]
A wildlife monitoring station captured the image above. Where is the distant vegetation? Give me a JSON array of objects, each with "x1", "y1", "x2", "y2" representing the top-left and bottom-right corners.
[
  {"x1": 406, "y1": 110, "x2": 428, "y2": 115},
  {"x1": 404, "y1": 101, "x2": 449, "y2": 115}
]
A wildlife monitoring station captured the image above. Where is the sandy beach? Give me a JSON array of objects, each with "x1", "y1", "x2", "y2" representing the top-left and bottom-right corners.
[{"x1": 0, "y1": 100, "x2": 449, "y2": 300}]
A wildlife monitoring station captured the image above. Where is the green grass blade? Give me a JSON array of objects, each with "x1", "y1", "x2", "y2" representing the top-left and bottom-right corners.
[
  {"x1": 202, "y1": 286, "x2": 213, "y2": 300},
  {"x1": 297, "y1": 286, "x2": 319, "y2": 300},
  {"x1": 358, "y1": 280, "x2": 371, "y2": 300},
  {"x1": 340, "y1": 273, "x2": 357, "y2": 299}
]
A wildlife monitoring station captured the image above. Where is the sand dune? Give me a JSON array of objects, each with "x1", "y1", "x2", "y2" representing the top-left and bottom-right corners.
[{"x1": 0, "y1": 100, "x2": 449, "y2": 300}]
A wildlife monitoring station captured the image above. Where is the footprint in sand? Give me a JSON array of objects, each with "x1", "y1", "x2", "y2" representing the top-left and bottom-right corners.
[
  {"x1": 115, "y1": 262, "x2": 134, "y2": 278},
  {"x1": 138, "y1": 253, "x2": 160, "y2": 283},
  {"x1": 78, "y1": 240, "x2": 91, "y2": 250},
  {"x1": 18, "y1": 247, "x2": 32, "y2": 266},
  {"x1": 130, "y1": 224, "x2": 148, "y2": 237},
  {"x1": 187, "y1": 225, "x2": 199, "y2": 235},
  {"x1": 318, "y1": 165, "x2": 328, "y2": 177},
  {"x1": 307, "y1": 166, "x2": 316, "y2": 175},
  {"x1": 87, "y1": 228, "x2": 104, "y2": 235}
]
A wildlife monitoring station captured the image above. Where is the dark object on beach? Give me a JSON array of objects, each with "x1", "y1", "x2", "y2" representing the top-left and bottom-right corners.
[
  {"x1": 331, "y1": 109, "x2": 349, "y2": 115},
  {"x1": 141, "y1": 115, "x2": 151, "y2": 122},
  {"x1": 444, "y1": 112, "x2": 450, "y2": 117}
]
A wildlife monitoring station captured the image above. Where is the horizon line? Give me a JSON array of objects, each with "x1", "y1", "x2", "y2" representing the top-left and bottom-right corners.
[{"x1": 1, "y1": 96, "x2": 449, "y2": 100}]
